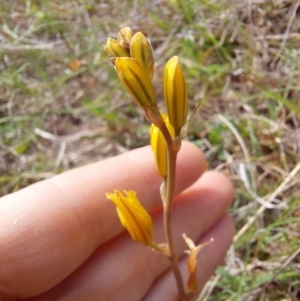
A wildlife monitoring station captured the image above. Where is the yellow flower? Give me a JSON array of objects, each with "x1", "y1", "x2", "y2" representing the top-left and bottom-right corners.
[
  {"x1": 183, "y1": 234, "x2": 213, "y2": 292},
  {"x1": 163, "y1": 56, "x2": 188, "y2": 136},
  {"x1": 130, "y1": 32, "x2": 154, "y2": 81},
  {"x1": 115, "y1": 57, "x2": 156, "y2": 109},
  {"x1": 106, "y1": 190, "x2": 153, "y2": 246},
  {"x1": 104, "y1": 37, "x2": 130, "y2": 64},
  {"x1": 150, "y1": 114, "x2": 174, "y2": 178},
  {"x1": 117, "y1": 26, "x2": 134, "y2": 52}
]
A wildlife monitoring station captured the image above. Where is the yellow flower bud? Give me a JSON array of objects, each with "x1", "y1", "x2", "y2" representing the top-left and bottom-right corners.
[
  {"x1": 104, "y1": 37, "x2": 130, "y2": 64},
  {"x1": 117, "y1": 26, "x2": 134, "y2": 52},
  {"x1": 163, "y1": 56, "x2": 188, "y2": 136},
  {"x1": 106, "y1": 190, "x2": 153, "y2": 246},
  {"x1": 130, "y1": 32, "x2": 154, "y2": 81},
  {"x1": 150, "y1": 114, "x2": 174, "y2": 178},
  {"x1": 115, "y1": 57, "x2": 156, "y2": 109}
]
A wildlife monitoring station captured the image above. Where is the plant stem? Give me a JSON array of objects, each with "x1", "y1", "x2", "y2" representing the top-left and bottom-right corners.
[{"x1": 159, "y1": 124, "x2": 186, "y2": 300}]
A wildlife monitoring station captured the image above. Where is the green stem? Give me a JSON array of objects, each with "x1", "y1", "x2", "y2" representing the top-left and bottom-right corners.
[{"x1": 159, "y1": 124, "x2": 186, "y2": 300}]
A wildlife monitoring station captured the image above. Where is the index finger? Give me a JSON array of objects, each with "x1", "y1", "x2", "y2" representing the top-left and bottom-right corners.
[{"x1": 0, "y1": 141, "x2": 205, "y2": 299}]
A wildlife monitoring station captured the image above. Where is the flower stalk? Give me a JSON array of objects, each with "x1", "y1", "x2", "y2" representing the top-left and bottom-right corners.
[
  {"x1": 104, "y1": 27, "x2": 209, "y2": 301},
  {"x1": 159, "y1": 121, "x2": 186, "y2": 299}
]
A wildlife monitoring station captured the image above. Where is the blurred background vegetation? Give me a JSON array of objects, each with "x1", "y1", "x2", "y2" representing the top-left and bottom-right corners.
[{"x1": 1, "y1": 0, "x2": 300, "y2": 300}]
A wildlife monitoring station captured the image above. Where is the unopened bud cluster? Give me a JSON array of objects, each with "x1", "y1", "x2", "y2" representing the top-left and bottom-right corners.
[{"x1": 104, "y1": 26, "x2": 188, "y2": 177}]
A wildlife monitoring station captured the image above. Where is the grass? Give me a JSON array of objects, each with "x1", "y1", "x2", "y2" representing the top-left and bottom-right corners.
[{"x1": 1, "y1": 0, "x2": 300, "y2": 300}]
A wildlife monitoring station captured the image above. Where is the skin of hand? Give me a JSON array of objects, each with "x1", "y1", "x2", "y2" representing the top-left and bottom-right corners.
[{"x1": 0, "y1": 141, "x2": 234, "y2": 301}]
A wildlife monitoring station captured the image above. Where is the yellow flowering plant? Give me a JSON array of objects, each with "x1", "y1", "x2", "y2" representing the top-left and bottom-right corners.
[{"x1": 104, "y1": 27, "x2": 211, "y2": 301}]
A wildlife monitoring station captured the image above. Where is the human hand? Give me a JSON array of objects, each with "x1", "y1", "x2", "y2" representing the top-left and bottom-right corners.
[{"x1": 0, "y1": 142, "x2": 234, "y2": 301}]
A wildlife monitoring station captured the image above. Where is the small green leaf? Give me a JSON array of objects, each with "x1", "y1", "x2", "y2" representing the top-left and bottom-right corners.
[
  {"x1": 208, "y1": 127, "x2": 223, "y2": 145},
  {"x1": 14, "y1": 140, "x2": 30, "y2": 155}
]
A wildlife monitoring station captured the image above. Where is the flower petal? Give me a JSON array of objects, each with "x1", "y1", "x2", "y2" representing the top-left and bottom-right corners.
[
  {"x1": 183, "y1": 234, "x2": 214, "y2": 292},
  {"x1": 150, "y1": 114, "x2": 174, "y2": 177},
  {"x1": 104, "y1": 37, "x2": 130, "y2": 64},
  {"x1": 163, "y1": 56, "x2": 188, "y2": 136},
  {"x1": 115, "y1": 57, "x2": 156, "y2": 109},
  {"x1": 106, "y1": 190, "x2": 153, "y2": 246},
  {"x1": 117, "y1": 26, "x2": 134, "y2": 52},
  {"x1": 130, "y1": 32, "x2": 154, "y2": 81}
]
